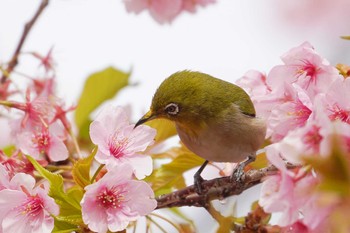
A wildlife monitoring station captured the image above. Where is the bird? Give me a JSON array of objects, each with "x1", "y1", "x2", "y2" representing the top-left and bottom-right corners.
[{"x1": 135, "y1": 70, "x2": 266, "y2": 193}]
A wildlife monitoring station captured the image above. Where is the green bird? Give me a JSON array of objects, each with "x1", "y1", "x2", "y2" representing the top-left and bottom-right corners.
[{"x1": 135, "y1": 70, "x2": 266, "y2": 192}]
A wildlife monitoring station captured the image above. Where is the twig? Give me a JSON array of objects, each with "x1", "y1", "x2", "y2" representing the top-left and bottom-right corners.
[
  {"x1": 156, "y1": 164, "x2": 297, "y2": 209},
  {"x1": 1, "y1": 0, "x2": 49, "y2": 83}
]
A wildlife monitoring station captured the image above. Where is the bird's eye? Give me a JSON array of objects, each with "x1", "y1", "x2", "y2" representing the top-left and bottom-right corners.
[{"x1": 165, "y1": 103, "x2": 179, "y2": 115}]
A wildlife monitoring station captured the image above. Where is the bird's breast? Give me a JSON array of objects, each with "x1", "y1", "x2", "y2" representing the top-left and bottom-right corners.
[{"x1": 175, "y1": 114, "x2": 266, "y2": 163}]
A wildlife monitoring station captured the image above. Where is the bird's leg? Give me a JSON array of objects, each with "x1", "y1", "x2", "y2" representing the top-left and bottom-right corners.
[
  {"x1": 230, "y1": 155, "x2": 255, "y2": 182},
  {"x1": 194, "y1": 160, "x2": 209, "y2": 194}
]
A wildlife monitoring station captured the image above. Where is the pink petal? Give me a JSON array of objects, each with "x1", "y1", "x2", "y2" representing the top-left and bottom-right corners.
[
  {"x1": 123, "y1": 0, "x2": 148, "y2": 13},
  {"x1": 127, "y1": 125, "x2": 156, "y2": 152},
  {"x1": 36, "y1": 187, "x2": 59, "y2": 216},
  {"x1": 126, "y1": 155, "x2": 153, "y2": 179},
  {"x1": 9, "y1": 173, "x2": 36, "y2": 191},
  {"x1": 89, "y1": 121, "x2": 109, "y2": 146},
  {"x1": 17, "y1": 131, "x2": 41, "y2": 159},
  {"x1": 0, "y1": 164, "x2": 10, "y2": 190},
  {"x1": 0, "y1": 189, "x2": 27, "y2": 221},
  {"x1": 95, "y1": 106, "x2": 129, "y2": 132},
  {"x1": 148, "y1": 0, "x2": 182, "y2": 24},
  {"x1": 48, "y1": 134, "x2": 68, "y2": 161},
  {"x1": 126, "y1": 180, "x2": 157, "y2": 215},
  {"x1": 106, "y1": 211, "x2": 130, "y2": 232}
]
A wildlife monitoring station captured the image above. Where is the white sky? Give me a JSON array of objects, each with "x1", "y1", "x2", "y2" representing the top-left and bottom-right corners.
[{"x1": 1, "y1": 0, "x2": 350, "y2": 232}]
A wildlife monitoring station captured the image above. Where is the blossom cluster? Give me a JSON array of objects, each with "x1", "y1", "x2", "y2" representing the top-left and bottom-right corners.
[
  {"x1": 0, "y1": 49, "x2": 157, "y2": 232},
  {"x1": 237, "y1": 42, "x2": 350, "y2": 232},
  {"x1": 85, "y1": 106, "x2": 157, "y2": 232},
  {"x1": 123, "y1": 0, "x2": 216, "y2": 24}
]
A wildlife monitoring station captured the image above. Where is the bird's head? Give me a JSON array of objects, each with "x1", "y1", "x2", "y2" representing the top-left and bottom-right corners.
[
  {"x1": 135, "y1": 70, "x2": 255, "y2": 130},
  {"x1": 135, "y1": 71, "x2": 216, "y2": 129}
]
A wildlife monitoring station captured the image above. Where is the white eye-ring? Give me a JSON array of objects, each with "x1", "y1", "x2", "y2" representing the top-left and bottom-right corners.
[{"x1": 165, "y1": 103, "x2": 179, "y2": 115}]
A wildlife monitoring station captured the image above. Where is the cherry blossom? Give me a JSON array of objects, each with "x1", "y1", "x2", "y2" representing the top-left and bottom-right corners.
[
  {"x1": 0, "y1": 171, "x2": 58, "y2": 233},
  {"x1": 123, "y1": 0, "x2": 216, "y2": 24},
  {"x1": 267, "y1": 42, "x2": 341, "y2": 99},
  {"x1": 30, "y1": 47, "x2": 56, "y2": 74},
  {"x1": 7, "y1": 89, "x2": 54, "y2": 132},
  {"x1": 267, "y1": 83, "x2": 313, "y2": 142},
  {"x1": 81, "y1": 164, "x2": 157, "y2": 233},
  {"x1": 90, "y1": 106, "x2": 156, "y2": 179},
  {"x1": 0, "y1": 150, "x2": 47, "y2": 178},
  {"x1": 260, "y1": 148, "x2": 332, "y2": 229},
  {"x1": 16, "y1": 126, "x2": 68, "y2": 162}
]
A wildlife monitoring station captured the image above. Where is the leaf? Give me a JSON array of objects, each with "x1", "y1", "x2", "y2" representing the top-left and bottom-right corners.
[
  {"x1": 336, "y1": 63, "x2": 350, "y2": 78},
  {"x1": 72, "y1": 147, "x2": 97, "y2": 188},
  {"x1": 1, "y1": 145, "x2": 15, "y2": 156},
  {"x1": 246, "y1": 152, "x2": 268, "y2": 170},
  {"x1": 52, "y1": 218, "x2": 79, "y2": 233},
  {"x1": 146, "y1": 145, "x2": 205, "y2": 195},
  {"x1": 59, "y1": 187, "x2": 84, "y2": 218},
  {"x1": 145, "y1": 118, "x2": 177, "y2": 142},
  {"x1": 75, "y1": 67, "x2": 130, "y2": 139},
  {"x1": 27, "y1": 156, "x2": 79, "y2": 209}
]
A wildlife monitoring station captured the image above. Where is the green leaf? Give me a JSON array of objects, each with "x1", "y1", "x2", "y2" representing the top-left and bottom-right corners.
[
  {"x1": 72, "y1": 147, "x2": 97, "y2": 188},
  {"x1": 27, "y1": 156, "x2": 78, "y2": 208},
  {"x1": 59, "y1": 187, "x2": 84, "y2": 218},
  {"x1": 145, "y1": 119, "x2": 177, "y2": 143},
  {"x1": 146, "y1": 145, "x2": 205, "y2": 195},
  {"x1": 75, "y1": 67, "x2": 130, "y2": 139},
  {"x1": 247, "y1": 152, "x2": 268, "y2": 170},
  {"x1": 1, "y1": 145, "x2": 15, "y2": 156},
  {"x1": 52, "y1": 217, "x2": 79, "y2": 233}
]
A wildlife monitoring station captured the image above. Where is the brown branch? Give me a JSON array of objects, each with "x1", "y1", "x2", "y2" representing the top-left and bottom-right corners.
[
  {"x1": 1, "y1": 0, "x2": 49, "y2": 83},
  {"x1": 156, "y1": 164, "x2": 297, "y2": 209}
]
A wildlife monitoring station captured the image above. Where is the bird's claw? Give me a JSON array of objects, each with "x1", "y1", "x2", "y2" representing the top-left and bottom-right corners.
[
  {"x1": 230, "y1": 155, "x2": 255, "y2": 183},
  {"x1": 230, "y1": 164, "x2": 245, "y2": 183},
  {"x1": 194, "y1": 174, "x2": 205, "y2": 194}
]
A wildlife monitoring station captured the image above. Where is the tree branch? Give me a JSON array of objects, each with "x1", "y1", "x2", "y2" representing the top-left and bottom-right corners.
[
  {"x1": 156, "y1": 164, "x2": 296, "y2": 209},
  {"x1": 1, "y1": 0, "x2": 49, "y2": 83}
]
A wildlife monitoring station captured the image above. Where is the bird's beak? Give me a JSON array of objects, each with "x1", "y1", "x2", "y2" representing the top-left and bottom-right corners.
[{"x1": 134, "y1": 110, "x2": 156, "y2": 128}]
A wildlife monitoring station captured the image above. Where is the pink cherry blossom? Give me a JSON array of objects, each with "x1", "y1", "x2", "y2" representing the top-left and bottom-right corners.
[
  {"x1": 81, "y1": 164, "x2": 157, "y2": 233},
  {"x1": 267, "y1": 42, "x2": 341, "y2": 99},
  {"x1": 123, "y1": 0, "x2": 216, "y2": 24},
  {"x1": 90, "y1": 106, "x2": 156, "y2": 179},
  {"x1": 10, "y1": 89, "x2": 55, "y2": 130},
  {"x1": 236, "y1": 70, "x2": 273, "y2": 118},
  {"x1": 267, "y1": 84, "x2": 313, "y2": 142},
  {"x1": 316, "y1": 77, "x2": 350, "y2": 124},
  {"x1": 30, "y1": 47, "x2": 56, "y2": 74},
  {"x1": 31, "y1": 77, "x2": 55, "y2": 97},
  {"x1": 16, "y1": 126, "x2": 68, "y2": 162},
  {"x1": 0, "y1": 172, "x2": 59, "y2": 233},
  {"x1": 0, "y1": 150, "x2": 47, "y2": 178},
  {"x1": 260, "y1": 149, "x2": 331, "y2": 229}
]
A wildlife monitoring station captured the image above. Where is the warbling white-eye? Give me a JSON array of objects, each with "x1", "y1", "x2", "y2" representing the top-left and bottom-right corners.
[{"x1": 135, "y1": 71, "x2": 266, "y2": 193}]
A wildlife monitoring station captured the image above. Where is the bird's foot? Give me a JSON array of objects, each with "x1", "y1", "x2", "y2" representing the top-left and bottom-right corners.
[
  {"x1": 230, "y1": 155, "x2": 255, "y2": 183},
  {"x1": 230, "y1": 163, "x2": 245, "y2": 183},
  {"x1": 193, "y1": 160, "x2": 209, "y2": 194},
  {"x1": 194, "y1": 173, "x2": 205, "y2": 194}
]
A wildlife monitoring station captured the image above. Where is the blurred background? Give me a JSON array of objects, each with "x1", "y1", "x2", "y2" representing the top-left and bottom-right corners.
[{"x1": 1, "y1": 0, "x2": 350, "y2": 232}]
